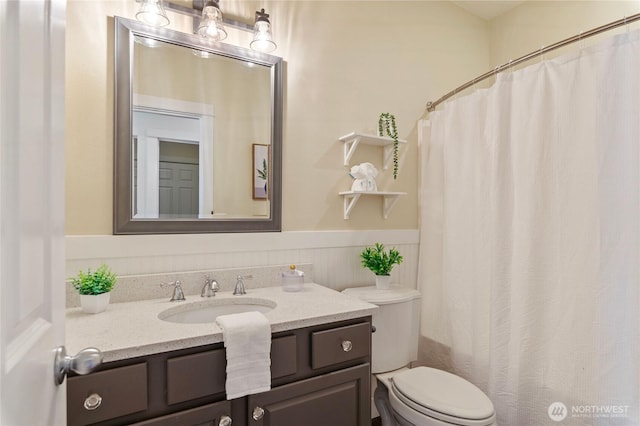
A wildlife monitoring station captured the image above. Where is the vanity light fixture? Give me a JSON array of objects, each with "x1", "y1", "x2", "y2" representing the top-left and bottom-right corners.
[
  {"x1": 135, "y1": 0, "x2": 170, "y2": 27},
  {"x1": 250, "y1": 8, "x2": 276, "y2": 53},
  {"x1": 134, "y1": 0, "x2": 277, "y2": 53},
  {"x1": 196, "y1": 0, "x2": 227, "y2": 41}
]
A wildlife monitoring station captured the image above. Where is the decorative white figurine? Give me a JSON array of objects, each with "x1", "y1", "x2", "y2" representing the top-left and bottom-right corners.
[{"x1": 349, "y1": 162, "x2": 378, "y2": 192}]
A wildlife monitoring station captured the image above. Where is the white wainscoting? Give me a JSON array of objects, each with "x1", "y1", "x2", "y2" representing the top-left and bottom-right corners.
[{"x1": 66, "y1": 230, "x2": 420, "y2": 292}]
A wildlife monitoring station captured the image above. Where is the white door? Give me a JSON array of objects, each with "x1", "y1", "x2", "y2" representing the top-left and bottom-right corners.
[{"x1": 0, "y1": 0, "x2": 67, "y2": 425}]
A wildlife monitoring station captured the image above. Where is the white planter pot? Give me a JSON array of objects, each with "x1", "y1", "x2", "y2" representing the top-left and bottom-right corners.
[
  {"x1": 375, "y1": 275, "x2": 392, "y2": 290},
  {"x1": 80, "y1": 292, "x2": 111, "y2": 314}
]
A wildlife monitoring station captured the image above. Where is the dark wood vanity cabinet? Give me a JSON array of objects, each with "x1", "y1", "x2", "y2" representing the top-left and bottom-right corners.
[{"x1": 67, "y1": 317, "x2": 372, "y2": 426}]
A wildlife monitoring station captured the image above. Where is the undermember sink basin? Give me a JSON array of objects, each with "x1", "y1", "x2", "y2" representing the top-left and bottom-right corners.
[{"x1": 158, "y1": 297, "x2": 276, "y2": 324}]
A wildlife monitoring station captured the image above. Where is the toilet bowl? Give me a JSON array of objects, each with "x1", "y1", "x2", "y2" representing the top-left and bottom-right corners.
[
  {"x1": 376, "y1": 367, "x2": 496, "y2": 426},
  {"x1": 342, "y1": 286, "x2": 497, "y2": 426}
]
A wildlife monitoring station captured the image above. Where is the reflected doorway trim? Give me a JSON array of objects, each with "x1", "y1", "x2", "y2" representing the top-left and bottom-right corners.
[{"x1": 132, "y1": 94, "x2": 214, "y2": 219}]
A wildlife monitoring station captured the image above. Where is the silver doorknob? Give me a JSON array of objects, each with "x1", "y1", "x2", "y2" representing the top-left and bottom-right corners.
[
  {"x1": 54, "y1": 346, "x2": 103, "y2": 385},
  {"x1": 83, "y1": 393, "x2": 102, "y2": 410},
  {"x1": 219, "y1": 415, "x2": 232, "y2": 426},
  {"x1": 252, "y1": 406, "x2": 265, "y2": 421},
  {"x1": 341, "y1": 340, "x2": 353, "y2": 352}
]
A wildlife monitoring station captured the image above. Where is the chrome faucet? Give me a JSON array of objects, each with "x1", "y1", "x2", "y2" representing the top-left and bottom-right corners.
[
  {"x1": 201, "y1": 275, "x2": 220, "y2": 298},
  {"x1": 233, "y1": 275, "x2": 252, "y2": 295},
  {"x1": 161, "y1": 280, "x2": 185, "y2": 302}
]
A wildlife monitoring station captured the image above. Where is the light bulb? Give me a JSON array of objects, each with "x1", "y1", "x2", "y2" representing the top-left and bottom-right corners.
[
  {"x1": 250, "y1": 19, "x2": 276, "y2": 53},
  {"x1": 197, "y1": 5, "x2": 228, "y2": 41},
  {"x1": 135, "y1": 0, "x2": 170, "y2": 27}
]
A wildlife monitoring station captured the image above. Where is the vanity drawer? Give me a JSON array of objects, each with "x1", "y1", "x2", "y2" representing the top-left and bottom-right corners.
[
  {"x1": 166, "y1": 348, "x2": 226, "y2": 405},
  {"x1": 167, "y1": 335, "x2": 298, "y2": 405},
  {"x1": 67, "y1": 363, "x2": 148, "y2": 426},
  {"x1": 311, "y1": 322, "x2": 370, "y2": 369}
]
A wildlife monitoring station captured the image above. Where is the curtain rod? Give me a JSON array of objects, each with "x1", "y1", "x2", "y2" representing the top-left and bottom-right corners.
[{"x1": 426, "y1": 13, "x2": 640, "y2": 112}]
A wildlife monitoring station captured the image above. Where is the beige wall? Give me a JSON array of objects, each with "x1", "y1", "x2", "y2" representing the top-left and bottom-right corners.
[
  {"x1": 63, "y1": 1, "x2": 640, "y2": 283},
  {"x1": 489, "y1": 1, "x2": 640, "y2": 68},
  {"x1": 65, "y1": 1, "x2": 640, "y2": 236},
  {"x1": 65, "y1": 1, "x2": 490, "y2": 235}
]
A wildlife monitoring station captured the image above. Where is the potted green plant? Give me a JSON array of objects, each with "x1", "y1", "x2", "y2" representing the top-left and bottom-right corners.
[
  {"x1": 360, "y1": 243, "x2": 403, "y2": 289},
  {"x1": 71, "y1": 264, "x2": 117, "y2": 314}
]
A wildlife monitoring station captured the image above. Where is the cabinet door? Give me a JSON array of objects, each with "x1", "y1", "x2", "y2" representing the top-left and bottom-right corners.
[
  {"x1": 247, "y1": 363, "x2": 370, "y2": 426},
  {"x1": 131, "y1": 400, "x2": 232, "y2": 426}
]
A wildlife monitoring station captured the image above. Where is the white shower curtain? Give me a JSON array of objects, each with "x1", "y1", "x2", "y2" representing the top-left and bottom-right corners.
[{"x1": 419, "y1": 29, "x2": 640, "y2": 425}]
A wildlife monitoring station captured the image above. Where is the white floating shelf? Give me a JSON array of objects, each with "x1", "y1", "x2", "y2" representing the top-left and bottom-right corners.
[
  {"x1": 339, "y1": 132, "x2": 407, "y2": 170},
  {"x1": 338, "y1": 191, "x2": 407, "y2": 220}
]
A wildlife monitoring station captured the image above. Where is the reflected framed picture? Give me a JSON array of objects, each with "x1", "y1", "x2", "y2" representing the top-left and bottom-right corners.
[{"x1": 252, "y1": 144, "x2": 270, "y2": 200}]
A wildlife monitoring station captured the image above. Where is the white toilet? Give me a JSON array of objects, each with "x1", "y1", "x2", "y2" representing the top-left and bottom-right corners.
[{"x1": 342, "y1": 286, "x2": 497, "y2": 426}]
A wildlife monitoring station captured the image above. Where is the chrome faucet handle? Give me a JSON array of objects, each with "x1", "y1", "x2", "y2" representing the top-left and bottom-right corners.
[
  {"x1": 161, "y1": 280, "x2": 186, "y2": 302},
  {"x1": 233, "y1": 275, "x2": 252, "y2": 295},
  {"x1": 201, "y1": 276, "x2": 220, "y2": 298},
  {"x1": 201, "y1": 276, "x2": 211, "y2": 297}
]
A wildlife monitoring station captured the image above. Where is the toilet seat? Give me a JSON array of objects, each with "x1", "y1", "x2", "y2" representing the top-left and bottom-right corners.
[{"x1": 389, "y1": 367, "x2": 496, "y2": 426}]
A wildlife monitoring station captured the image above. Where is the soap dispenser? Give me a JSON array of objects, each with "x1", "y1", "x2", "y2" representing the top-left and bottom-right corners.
[{"x1": 281, "y1": 265, "x2": 304, "y2": 292}]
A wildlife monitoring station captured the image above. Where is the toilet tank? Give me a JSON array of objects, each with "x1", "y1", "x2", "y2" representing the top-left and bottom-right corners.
[{"x1": 342, "y1": 286, "x2": 421, "y2": 374}]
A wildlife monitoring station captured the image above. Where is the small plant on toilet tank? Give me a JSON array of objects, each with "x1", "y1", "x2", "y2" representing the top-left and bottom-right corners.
[{"x1": 360, "y1": 243, "x2": 403, "y2": 289}]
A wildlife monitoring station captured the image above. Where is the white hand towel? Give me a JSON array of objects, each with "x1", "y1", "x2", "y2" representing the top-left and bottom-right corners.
[{"x1": 216, "y1": 311, "x2": 271, "y2": 400}]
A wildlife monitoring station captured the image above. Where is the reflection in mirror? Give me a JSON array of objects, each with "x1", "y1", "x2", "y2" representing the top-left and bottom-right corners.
[
  {"x1": 132, "y1": 109, "x2": 204, "y2": 218},
  {"x1": 114, "y1": 17, "x2": 282, "y2": 234}
]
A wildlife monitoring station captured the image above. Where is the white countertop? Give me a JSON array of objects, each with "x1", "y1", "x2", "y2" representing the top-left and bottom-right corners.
[{"x1": 66, "y1": 283, "x2": 378, "y2": 362}]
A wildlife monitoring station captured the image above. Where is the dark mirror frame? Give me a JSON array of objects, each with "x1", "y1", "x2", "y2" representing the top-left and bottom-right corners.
[{"x1": 114, "y1": 17, "x2": 282, "y2": 234}]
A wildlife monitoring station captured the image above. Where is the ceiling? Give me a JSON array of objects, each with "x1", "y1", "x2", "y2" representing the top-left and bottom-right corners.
[{"x1": 452, "y1": 1, "x2": 525, "y2": 20}]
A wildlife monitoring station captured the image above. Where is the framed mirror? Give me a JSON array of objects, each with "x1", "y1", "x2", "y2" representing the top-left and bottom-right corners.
[{"x1": 114, "y1": 17, "x2": 282, "y2": 234}]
